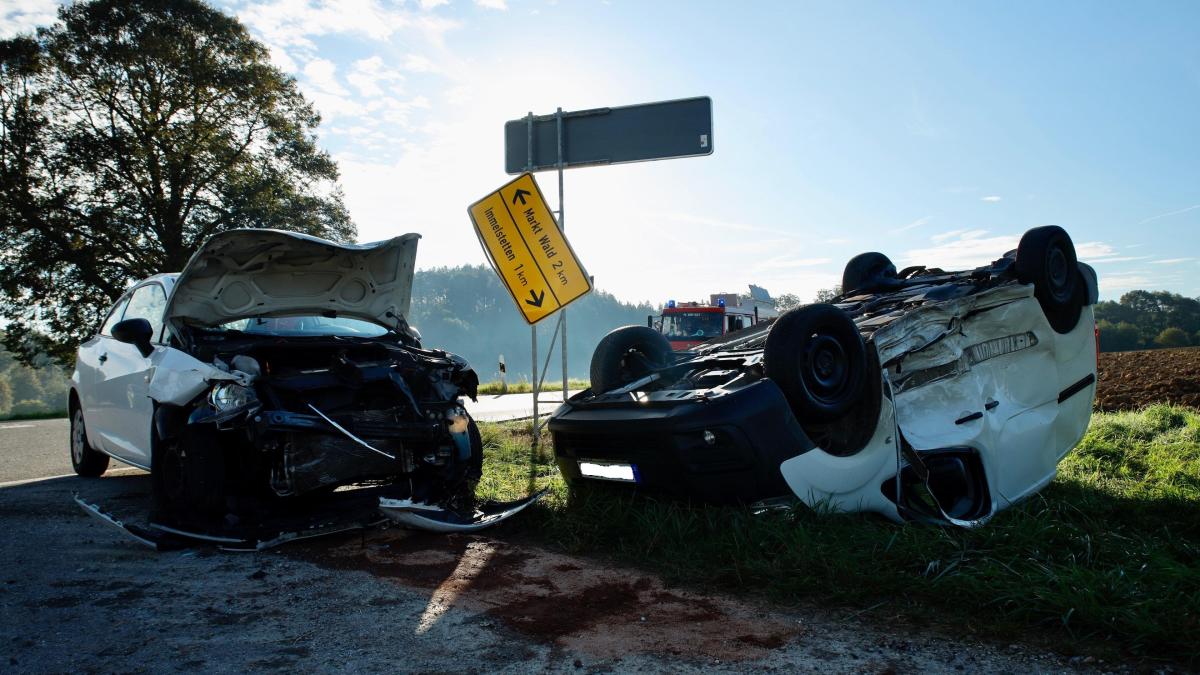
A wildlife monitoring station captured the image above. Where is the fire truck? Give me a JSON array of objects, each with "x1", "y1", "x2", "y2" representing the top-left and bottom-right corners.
[{"x1": 650, "y1": 285, "x2": 780, "y2": 351}]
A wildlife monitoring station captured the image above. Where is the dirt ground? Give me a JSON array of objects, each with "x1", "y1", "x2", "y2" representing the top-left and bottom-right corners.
[
  {"x1": 1095, "y1": 346, "x2": 1200, "y2": 412},
  {"x1": 0, "y1": 472, "x2": 1106, "y2": 674}
]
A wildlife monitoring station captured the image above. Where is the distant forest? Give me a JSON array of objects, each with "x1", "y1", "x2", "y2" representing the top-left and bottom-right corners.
[
  {"x1": 4, "y1": 281, "x2": 1195, "y2": 419},
  {"x1": 0, "y1": 341, "x2": 69, "y2": 418},
  {"x1": 408, "y1": 265, "x2": 656, "y2": 382},
  {"x1": 1094, "y1": 290, "x2": 1200, "y2": 352}
]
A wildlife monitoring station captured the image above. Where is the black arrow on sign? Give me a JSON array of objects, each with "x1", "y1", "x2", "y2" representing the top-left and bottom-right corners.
[
  {"x1": 512, "y1": 189, "x2": 531, "y2": 206},
  {"x1": 525, "y1": 289, "x2": 545, "y2": 307}
]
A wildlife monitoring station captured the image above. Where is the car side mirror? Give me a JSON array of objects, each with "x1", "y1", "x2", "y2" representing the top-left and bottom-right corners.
[{"x1": 112, "y1": 318, "x2": 154, "y2": 357}]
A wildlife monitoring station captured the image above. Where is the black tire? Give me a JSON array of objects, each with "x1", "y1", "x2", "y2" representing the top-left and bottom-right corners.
[
  {"x1": 842, "y1": 252, "x2": 897, "y2": 295},
  {"x1": 1016, "y1": 225, "x2": 1084, "y2": 334},
  {"x1": 466, "y1": 418, "x2": 483, "y2": 483},
  {"x1": 151, "y1": 423, "x2": 226, "y2": 522},
  {"x1": 69, "y1": 404, "x2": 109, "y2": 477},
  {"x1": 765, "y1": 304, "x2": 867, "y2": 423},
  {"x1": 590, "y1": 326, "x2": 673, "y2": 394}
]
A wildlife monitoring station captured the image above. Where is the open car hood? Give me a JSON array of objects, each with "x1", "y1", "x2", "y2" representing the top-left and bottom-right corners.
[{"x1": 165, "y1": 229, "x2": 420, "y2": 329}]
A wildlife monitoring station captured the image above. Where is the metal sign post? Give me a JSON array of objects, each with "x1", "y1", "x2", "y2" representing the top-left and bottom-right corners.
[{"x1": 501, "y1": 97, "x2": 715, "y2": 448}]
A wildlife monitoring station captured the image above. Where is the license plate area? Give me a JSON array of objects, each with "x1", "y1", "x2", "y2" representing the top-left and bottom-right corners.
[{"x1": 578, "y1": 459, "x2": 639, "y2": 483}]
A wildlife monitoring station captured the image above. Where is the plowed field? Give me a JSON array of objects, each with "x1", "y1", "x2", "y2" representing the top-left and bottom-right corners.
[{"x1": 1096, "y1": 346, "x2": 1200, "y2": 411}]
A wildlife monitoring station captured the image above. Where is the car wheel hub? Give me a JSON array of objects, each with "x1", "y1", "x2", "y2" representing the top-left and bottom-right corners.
[
  {"x1": 71, "y1": 411, "x2": 85, "y2": 464},
  {"x1": 804, "y1": 334, "x2": 848, "y2": 403},
  {"x1": 1046, "y1": 246, "x2": 1072, "y2": 303}
]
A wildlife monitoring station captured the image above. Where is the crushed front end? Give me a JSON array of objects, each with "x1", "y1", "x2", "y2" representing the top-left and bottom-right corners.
[{"x1": 150, "y1": 331, "x2": 515, "y2": 542}]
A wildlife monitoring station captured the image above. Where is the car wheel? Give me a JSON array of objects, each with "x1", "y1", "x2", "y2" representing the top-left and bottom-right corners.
[
  {"x1": 765, "y1": 304, "x2": 867, "y2": 423},
  {"x1": 590, "y1": 326, "x2": 673, "y2": 394},
  {"x1": 1016, "y1": 225, "x2": 1084, "y2": 334},
  {"x1": 842, "y1": 252, "x2": 896, "y2": 295},
  {"x1": 69, "y1": 405, "x2": 109, "y2": 477},
  {"x1": 151, "y1": 425, "x2": 226, "y2": 522}
]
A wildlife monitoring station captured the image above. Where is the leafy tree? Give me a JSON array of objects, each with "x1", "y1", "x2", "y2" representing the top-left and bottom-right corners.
[
  {"x1": 813, "y1": 286, "x2": 842, "y2": 303},
  {"x1": 0, "y1": 377, "x2": 12, "y2": 416},
  {"x1": 774, "y1": 293, "x2": 802, "y2": 312},
  {"x1": 10, "y1": 399, "x2": 50, "y2": 416},
  {"x1": 0, "y1": 0, "x2": 353, "y2": 367},
  {"x1": 5, "y1": 366, "x2": 45, "y2": 402},
  {"x1": 1097, "y1": 320, "x2": 1142, "y2": 352},
  {"x1": 1154, "y1": 327, "x2": 1190, "y2": 349},
  {"x1": 1094, "y1": 290, "x2": 1200, "y2": 350}
]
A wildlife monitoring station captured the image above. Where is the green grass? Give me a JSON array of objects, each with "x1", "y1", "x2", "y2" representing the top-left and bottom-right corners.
[
  {"x1": 476, "y1": 404, "x2": 1200, "y2": 665},
  {"x1": 476, "y1": 378, "x2": 589, "y2": 395}
]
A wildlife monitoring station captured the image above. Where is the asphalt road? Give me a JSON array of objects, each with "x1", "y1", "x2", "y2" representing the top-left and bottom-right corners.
[
  {"x1": 0, "y1": 470, "x2": 1077, "y2": 673},
  {"x1": 0, "y1": 392, "x2": 581, "y2": 486}
]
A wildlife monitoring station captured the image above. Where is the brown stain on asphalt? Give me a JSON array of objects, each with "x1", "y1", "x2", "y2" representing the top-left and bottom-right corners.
[{"x1": 288, "y1": 530, "x2": 799, "y2": 662}]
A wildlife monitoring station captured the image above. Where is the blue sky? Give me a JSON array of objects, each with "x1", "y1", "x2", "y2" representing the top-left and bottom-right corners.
[{"x1": 4, "y1": 0, "x2": 1199, "y2": 304}]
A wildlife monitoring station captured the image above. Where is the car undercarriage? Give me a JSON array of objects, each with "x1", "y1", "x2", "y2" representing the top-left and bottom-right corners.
[{"x1": 551, "y1": 226, "x2": 1099, "y2": 526}]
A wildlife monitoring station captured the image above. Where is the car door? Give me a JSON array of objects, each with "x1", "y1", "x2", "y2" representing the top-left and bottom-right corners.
[
  {"x1": 78, "y1": 295, "x2": 130, "y2": 453},
  {"x1": 90, "y1": 282, "x2": 167, "y2": 468}
]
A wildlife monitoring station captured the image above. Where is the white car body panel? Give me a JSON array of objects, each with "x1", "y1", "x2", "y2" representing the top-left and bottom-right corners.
[
  {"x1": 779, "y1": 284, "x2": 1097, "y2": 523},
  {"x1": 89, "y1": 338, "x2": 154, "y2": 467},
  {"x1": 146, "y1": 348, "x2": 246, "y2": 406},
  {"x1": 164, "y1": 229, "x2": 419, "y2": 329}
]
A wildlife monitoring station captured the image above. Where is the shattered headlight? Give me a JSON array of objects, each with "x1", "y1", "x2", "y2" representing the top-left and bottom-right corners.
[{"x1": 209, "y1": 383, "x2": 257, "y2": 412}]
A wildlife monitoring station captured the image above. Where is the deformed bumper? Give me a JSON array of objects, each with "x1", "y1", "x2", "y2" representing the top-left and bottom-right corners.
[{"x1": 549, "y1": 379, "x2": 815, "y2": 503}]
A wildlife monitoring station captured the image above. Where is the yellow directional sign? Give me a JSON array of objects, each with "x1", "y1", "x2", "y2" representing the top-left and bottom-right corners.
[{"x1": 468, "y1": 173, "x2": 591, "y2": 324}]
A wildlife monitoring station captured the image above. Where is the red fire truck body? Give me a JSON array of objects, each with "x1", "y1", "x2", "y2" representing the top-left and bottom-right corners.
[{"x1": 652, "y1": 287, "x2": 779, "y2": 351}]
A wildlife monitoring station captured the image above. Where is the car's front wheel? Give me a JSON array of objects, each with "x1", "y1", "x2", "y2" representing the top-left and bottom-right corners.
[{"x1": 69, "y1": 405, "x2": 109, "y2": 477}]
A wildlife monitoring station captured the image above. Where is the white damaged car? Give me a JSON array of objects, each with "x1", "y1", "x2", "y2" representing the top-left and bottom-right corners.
[
  {"x1": 70, "y1": 229, "x2": 539, "y2": 548},
  {"x1": 549, "y1": 226, "x2": 1098, "y2": 526}
]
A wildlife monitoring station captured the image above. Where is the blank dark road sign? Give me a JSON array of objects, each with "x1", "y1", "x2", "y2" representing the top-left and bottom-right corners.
[
  {"x1": 468, "y1": 173, "x2": 592, "y2": 324},
  {"x1": 505, "y1": 97, "x2": 713, "y2": 174}
]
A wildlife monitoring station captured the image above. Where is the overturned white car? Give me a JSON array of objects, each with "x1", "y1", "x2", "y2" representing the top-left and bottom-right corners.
[
  {"x1": 70, "y1": 229, "x2": 538, "y2": 548},
  {"x1": 550, "y1": 226, "x2": 1099, "y2": 526}
]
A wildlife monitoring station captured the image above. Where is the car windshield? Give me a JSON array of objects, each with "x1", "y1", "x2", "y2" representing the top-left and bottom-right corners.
[
  {"x1": 662, "y1": 312, "x2": 724, "y2": 340},
  {"x1": 216, "y1": 315, "x2": 390, "y2": 338}
]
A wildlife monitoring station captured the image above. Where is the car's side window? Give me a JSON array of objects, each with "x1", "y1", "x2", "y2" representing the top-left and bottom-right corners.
[
  {"x1": 99, "y1": 297, "x2": 130, "y2": 337},
  {"x1": 123, "y1": 283, "x2": 167, "y2": 343}
]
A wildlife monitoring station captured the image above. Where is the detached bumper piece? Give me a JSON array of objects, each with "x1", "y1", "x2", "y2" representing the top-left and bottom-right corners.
[
  {"x1": 75, "y1": 484, "x2": 541, "y2": 551},
  {"x1": 75, "y1": 489, "x2": 389, "y2": 551},
  {"x1": 379, "y1": 489, "x2": 548, "y2": 533}
]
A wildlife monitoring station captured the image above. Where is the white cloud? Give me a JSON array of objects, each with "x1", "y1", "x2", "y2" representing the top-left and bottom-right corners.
[
  {"x1": 0, "y1": 0, "x2": 57, "y2": 38},
  {"x1": 303, "y1": 58, "x2": 348, "y2": 96},
  {"x1": 347, "y1": 55, "x2": 405, "y2": 97},
  {"x1": 235, "y1": 0, "x2": 461, "y2": 50},
  {"x1": 892, "y1": 216, "x2": 929, "y2": 234},
  {"x1": 1151, "y1": 258, "x2": 1195, "y2": 265},
  {"x1": 753, "y1": 255, "x2": 832, "y2": 270},
  {"x1": 1100, "y1": 272, "x2": 1154, "y2": 293},
  {"x1": 1135, "y1": 204, "x2": 1200, "y2": 227},
  {"x1": 1088, "y1": 256, "x2": 1151, "y2": 264},
  {"x1": 931, "y1": 228, "x2": 987, "y2": 244},
  {"x1": 402, "y1": 54, "x2": 439, "y2": 73},
  {"x1": 420, "y1": 0, "x2": 450, "y2": 8},
  {"x1": 904, "y1": 230, "x2": 1020, "y2": 269},
  {"x1": 1075, "y1": 241, "x2": 1116, "y2": 259},
  {"x1": 980, "y1": 195, "x2": 1002, "y2": 203},
  {"x1": 475, "y1": 0, "x2": 508, "y2": 9}
]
